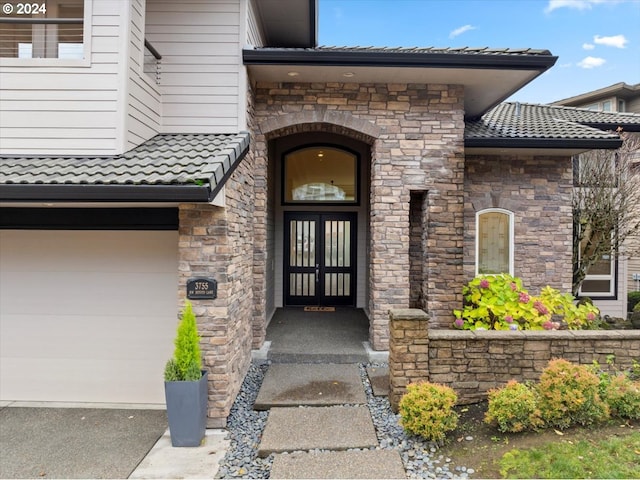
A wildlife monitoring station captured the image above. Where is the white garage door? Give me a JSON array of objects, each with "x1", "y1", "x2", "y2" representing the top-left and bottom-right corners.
[{"x1": 0, "y1": 230, "x2": 178, "y2": 405}]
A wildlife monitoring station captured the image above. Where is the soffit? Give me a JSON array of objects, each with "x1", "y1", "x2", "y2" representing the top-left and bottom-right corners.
[
  {"x1": 253, "y1": 0, "x2": 316, "y2": 47},
  {"x1": 244, "y1": 46, "x2": 558, "y2": 118}
]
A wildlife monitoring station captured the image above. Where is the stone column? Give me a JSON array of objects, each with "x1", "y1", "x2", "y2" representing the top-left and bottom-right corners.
[{"x1": 388, "y1": 308, "x2": 430, "y2": 412}]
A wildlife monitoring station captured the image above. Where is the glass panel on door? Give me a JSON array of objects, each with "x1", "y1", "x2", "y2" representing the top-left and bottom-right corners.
[{"x1": 284, "y1": 213, "x2": 356, "y2": 307}]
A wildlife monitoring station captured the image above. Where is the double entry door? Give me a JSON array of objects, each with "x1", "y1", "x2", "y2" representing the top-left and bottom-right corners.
[{"x1": 284, "y1": 212, "x2": 356, "y2": 306}]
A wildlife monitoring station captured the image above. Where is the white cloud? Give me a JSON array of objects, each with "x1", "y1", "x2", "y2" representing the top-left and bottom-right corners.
[
  {"x1": 545, "y1": 0, "x2": 616, "y2": 13},
  {"x1": 577, "y1": 56, "x2": 606, "y2": 68},
  {"x1": 449, "y1": 24, "x2": 476, "y2": 39},
  {"x1": 582, "y1": 43, "x2": 595, "y2": 50},
  {"x1": 593, "y1": 34, "x2": 628, "y2": 48}
]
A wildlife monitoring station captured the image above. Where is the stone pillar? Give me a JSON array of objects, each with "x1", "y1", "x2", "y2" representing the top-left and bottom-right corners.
[{"x1": 388, "y1": 308, "x2": 430, "y2": 412}]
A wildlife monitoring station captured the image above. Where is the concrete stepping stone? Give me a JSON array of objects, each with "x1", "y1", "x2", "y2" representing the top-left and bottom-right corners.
[
  {"x1": 270, "y1": 449, "x2": 407, "y2": 479},
  {"x1": 257, "y1": 405, "x2": 377, "y2": 457},
  {"x1": 254, "y1": 363, "x2": 366, "y2": 410},
  {"x1": 366, "y1": 365, "x2": 389, "y2": 396}
]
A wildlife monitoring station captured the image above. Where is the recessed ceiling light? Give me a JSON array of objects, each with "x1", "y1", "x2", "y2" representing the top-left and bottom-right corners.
[
  {"x1": 287, "y1": 71, "x2": 299, "y2": 77},
  {"x1": 343, "y1": 72, "x2": 355, "y2": 78}
]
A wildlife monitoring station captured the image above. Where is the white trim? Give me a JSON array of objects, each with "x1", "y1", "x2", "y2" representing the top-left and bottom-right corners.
[{"x1": 475, "y1": 208, "x2": 514, "y2": 276}]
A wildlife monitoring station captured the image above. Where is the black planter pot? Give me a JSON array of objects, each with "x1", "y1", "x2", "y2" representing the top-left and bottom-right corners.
[{"x1": 164, "y1": 371, "x2": 208, "y2": 447}]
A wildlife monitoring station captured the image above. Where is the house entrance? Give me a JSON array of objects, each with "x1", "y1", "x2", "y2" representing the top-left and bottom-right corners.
[{"x1": 284, "y1": 212, "x2": 356, "y2": 307}]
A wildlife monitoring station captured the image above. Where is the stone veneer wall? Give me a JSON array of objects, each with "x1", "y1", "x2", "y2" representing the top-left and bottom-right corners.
[
  {"x1": 388, "y1": 310, "x2": 640, "y2": 409},
  {"x1": 178, "y1": 149, "x2": 256, "y2": 427},
  {"x1": 250, "y1": 82, "x2": 466, "y2": 348},
  {"x1": 464, "y1": 155, "x2": 573, "y2": 293}
]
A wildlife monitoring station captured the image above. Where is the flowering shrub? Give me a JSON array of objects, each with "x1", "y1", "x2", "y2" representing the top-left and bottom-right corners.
[
  {"x1": 398, "y1": 382, "x2": 459, "y2": 443},
  {"x1": 602, "y1": 374, "x2": 640, "y2": 419},
  {"x1": 484, "y1": 380, "x2": 543, "y2": 433},
  {"x1": 536, "y1": 359, "x2": 609, "y2": 429},
  {"x1": 590, "y1": 357, "x2": 640, "y2": 420},
  {"x1": 452, "y1": 274, "x2": 599, "y2": 331}
]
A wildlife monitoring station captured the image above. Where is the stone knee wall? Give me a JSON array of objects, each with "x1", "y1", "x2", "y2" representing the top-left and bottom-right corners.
[{"x1": 389, "y1": 310, "x2": 640, "y2": 407}]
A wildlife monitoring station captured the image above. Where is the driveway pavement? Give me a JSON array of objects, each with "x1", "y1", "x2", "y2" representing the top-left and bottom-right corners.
[{"x1": 0, "y1": 405, "x2": 167, "y2": 479}]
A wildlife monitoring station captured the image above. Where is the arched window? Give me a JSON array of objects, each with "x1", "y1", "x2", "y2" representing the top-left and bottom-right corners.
[
  {"x1": 283, "y1": 146, "x2": 358, "y2": 204},
  {"x1": 476, "y1": 209, "x2": 514, "y2": 275}
]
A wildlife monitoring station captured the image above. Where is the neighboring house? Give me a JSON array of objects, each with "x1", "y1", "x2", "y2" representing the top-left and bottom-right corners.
[
  {"x1": 551, "y1": 82, "x2": 640, "y2": 113},
  {"x1": 1, "y1": 1, "x2": 640, "y2": 427},
  {"x1": 553, "y1": 83, "x2": 640, "y2": 315}
]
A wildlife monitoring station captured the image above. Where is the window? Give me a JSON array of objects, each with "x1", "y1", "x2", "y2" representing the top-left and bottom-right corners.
[
  {"x1": 618, "y1": 100, "x2": 626, "y2": 112},
  {"x1": 283, "y1": 146, "x2": 358, "y2": 204},
  {"x1": 476, "y1": 209, "x2": 514, "y2": 275},
  {"x1": 0, "y1": 1, "x2": 85, "y2": 59},
  {"x1": 601, "y1": 100, "x2": 612, "y2": 112},
  {"x1": 573, "y1": 154, "x2": 617, "y2": 187},
  {"x1": 579, "y1": 236, "x2": 616, "y2": 297}
]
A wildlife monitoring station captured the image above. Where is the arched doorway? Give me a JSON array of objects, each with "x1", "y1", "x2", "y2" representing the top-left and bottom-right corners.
[{"x1": 271, "y1": 132, "x2": 371, "y2": 310}]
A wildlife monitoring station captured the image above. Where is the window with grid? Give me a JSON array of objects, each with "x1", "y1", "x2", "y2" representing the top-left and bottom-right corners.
[{"x1": 476, "y1": 209, "x2": 514, "y2": 275}]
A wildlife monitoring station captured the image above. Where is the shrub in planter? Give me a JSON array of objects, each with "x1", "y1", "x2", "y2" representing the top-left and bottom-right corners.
[
  {"x1": 536, "y1": 359, "x2": 609, "y2": 429},
  {"x1": 398, "y1": 382, "x2": 459, "y2": 443},
  {"x1": 484, "y1": 380, "x2": 543, "y2": 433},
  {"x1": 164, "y1": 300, "x2": 207, "y2": 447},
  {"x1": 164, "y1": 300, "x2": 202, "y2": 381}
]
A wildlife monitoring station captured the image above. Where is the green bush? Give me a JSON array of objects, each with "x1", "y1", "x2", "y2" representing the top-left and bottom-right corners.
[
  {"x1": 628, "y1": 291, "x2": 640, "y2": 313},
  {"x1": 484, "y1": 380, "x2": 543, "y2": 433},
  {"x1": 603, "y1": 374, "x2": 640, "y2": 420},
  {"x1": 536, "y1": 359, "x2": 610, "y2": 429},
  {"x1": 164, "y1": 300, "x2": 202, "y2": 381},
  {"x1": 398, "y1": 382, "x2": 459, "y2": 443},
  {"x1": 452, "y1": 274, "x2": 599, "y2": 331}
]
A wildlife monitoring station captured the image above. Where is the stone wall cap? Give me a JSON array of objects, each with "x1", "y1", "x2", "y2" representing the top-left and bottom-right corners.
[
  {"x1": 430, "y1": 328, "x2": 640, "y2": 339},
  {"x1": 388, "y1": 309, "x2": 430, "y2": 321}
]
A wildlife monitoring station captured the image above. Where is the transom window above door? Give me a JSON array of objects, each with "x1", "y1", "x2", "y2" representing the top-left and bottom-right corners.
[{"x1": 283, "y1": 146, "x2": 358, "y2": 204}]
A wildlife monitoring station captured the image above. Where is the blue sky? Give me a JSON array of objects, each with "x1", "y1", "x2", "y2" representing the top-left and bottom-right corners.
[{"x1": 318, "y1": 0, "x2": 640, "y2": 104}]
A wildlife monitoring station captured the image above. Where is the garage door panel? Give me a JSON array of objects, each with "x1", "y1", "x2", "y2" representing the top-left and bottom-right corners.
[
  {"x1": 1, "y1": 314, "x2": 176, "y2": 360},
  {"x1": 0, "y1": 231, "x2": 178, "y2": 273},
  {"x1": 0, "y1": 357, "x2": 168, "y2": 404},
  {"x1": 0, "y1": 229, "x2": 179, "y2": 405},
  {"x1": 1, "y1": 271, "x2": 177, "y2": 316}
]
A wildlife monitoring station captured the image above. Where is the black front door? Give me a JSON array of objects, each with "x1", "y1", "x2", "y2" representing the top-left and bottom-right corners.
[{"x1": 284, "y1": 212, "x2": 356, "y2": 306}]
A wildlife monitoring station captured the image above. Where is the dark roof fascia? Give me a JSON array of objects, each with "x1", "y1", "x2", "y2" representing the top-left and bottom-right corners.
[
  {"x1": 243, "y1": 48, "x2": 558, "y2": 71},
  {"x1": 0, "y1": 184, "x2": 211, "y2": 203},
  {"x1": 207, "y1": 140, "x2": 249, "y2": 201},
  {"x1": 464, "y1": 137, "x2": 623, "y2": 150}
]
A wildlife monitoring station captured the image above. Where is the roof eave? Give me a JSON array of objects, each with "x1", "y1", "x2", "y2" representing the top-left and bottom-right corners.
[
  {"x1": 0, "y1": 184, "x2": 212, "y2": 203},
  {"x1": 242, "y1": 49, "x2": 557, "y2": 71},
  {"x1": 464, "y1": 137, "x2": 623, "y2": 150}
]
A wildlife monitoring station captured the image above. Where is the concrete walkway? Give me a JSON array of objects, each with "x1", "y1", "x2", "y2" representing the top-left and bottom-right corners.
[{"x1": 256, "y1": 363, "x2": 405, "y2": 479}]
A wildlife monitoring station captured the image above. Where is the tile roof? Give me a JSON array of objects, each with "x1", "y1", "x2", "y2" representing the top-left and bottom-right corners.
[
  {"x1": 0, "y1": 133, "x2": 250, "y2": 202},
  {"x1": 254, "y1": 45, "x2": 554, "y2": 56},
  {"x1": 465, "y1": 103, "x2": 640, "y2": 147}
]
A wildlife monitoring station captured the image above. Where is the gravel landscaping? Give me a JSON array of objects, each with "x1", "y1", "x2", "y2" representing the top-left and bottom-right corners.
[{"x1": 216, "y1": 361, "x2": 472, "y2": 479}]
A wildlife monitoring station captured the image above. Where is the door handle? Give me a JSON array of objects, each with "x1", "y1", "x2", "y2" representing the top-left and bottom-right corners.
[{"x1": 315, "y1": 264, "x2": 319, "y2": 283}]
